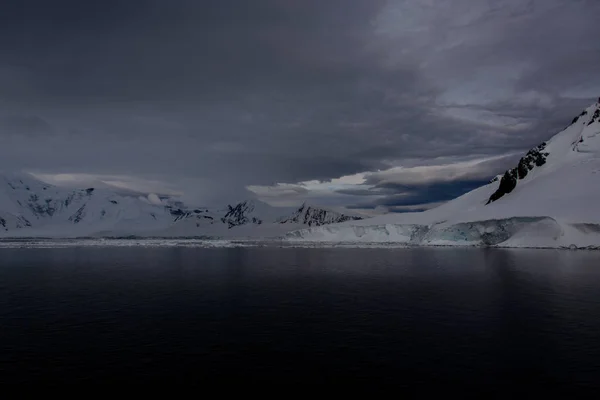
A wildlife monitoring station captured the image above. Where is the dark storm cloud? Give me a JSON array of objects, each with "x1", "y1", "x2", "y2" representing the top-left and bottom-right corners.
[
  {"x1": 0, "y1": 115, "x2": 55, "y2": 136},
  {"x1": 368, "y1": 180, "x2": 491, "y2": 207},
  {"x1": 344, "y1": 179, "x2": 490, "y2": 213},
  {"x1": 334, "y1": 152, "x2": 521, "y2": 210},
  {"x1": 1, "y1": 0, "x2": 599, "y2": 208},
  {"x1": 0, "y1": 0, "x2": 387, "y2": 102}
]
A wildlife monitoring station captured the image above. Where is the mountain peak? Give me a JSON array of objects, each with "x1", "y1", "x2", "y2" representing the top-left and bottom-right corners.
[{"x1": 487, "y1": 100, "x2": 600, "y2": 204}]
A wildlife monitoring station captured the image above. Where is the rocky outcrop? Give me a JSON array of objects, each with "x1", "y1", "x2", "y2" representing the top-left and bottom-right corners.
[
  {"x1": 588, "y1": 108, "x2": 600, "y2": 126},
  {"x1": 68, "y1": 205, "x2": 86, "y2": 224},
  {"x1": 279, "y1": 203, "x2": 362, "y2": 227},
  {"x1": 487, "y1": 142, "x2": 548, "y2": 204},
  {"x1": 168, "y1": 207, "x2": 191, "y2": 222},
  {"x1": 516, "y1": 143, "x2": 548, "y2": 179},
  {"x1": 221, "y1": 201, "x2": 262, "y2": 228}
]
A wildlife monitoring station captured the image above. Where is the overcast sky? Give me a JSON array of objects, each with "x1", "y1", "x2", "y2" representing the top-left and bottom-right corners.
[{"x1": 1, "y1": 0, "x2": 599, "y2": 211}]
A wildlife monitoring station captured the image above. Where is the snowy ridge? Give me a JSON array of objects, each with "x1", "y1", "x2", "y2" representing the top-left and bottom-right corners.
[{"x1": 289, "y1": 100, "x2": 600, "y2": 249}]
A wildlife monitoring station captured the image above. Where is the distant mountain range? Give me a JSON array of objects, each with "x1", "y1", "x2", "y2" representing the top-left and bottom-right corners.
[{"x1": 0, "y1": 172, "x2": 363, "y2": 238}]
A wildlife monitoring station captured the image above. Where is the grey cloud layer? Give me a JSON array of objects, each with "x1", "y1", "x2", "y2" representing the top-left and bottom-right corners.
[{"x1": 0, "y1": 0, "x2": 598, "y2": 207}]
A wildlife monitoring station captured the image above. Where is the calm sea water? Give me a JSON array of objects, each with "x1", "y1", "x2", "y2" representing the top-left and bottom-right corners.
[{"x1": 1, "y1": 246, "x2": 600, "y2": 387}]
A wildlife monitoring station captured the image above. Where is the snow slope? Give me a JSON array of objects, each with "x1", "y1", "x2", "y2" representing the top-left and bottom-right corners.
[{"x1": 289, "y1": 100, "x2": 600, "y2": 249}]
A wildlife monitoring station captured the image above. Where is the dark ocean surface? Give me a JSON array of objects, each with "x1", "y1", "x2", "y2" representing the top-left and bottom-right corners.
[{"x1": 1, "y1": 246, "x2": 599, "y2": 387}]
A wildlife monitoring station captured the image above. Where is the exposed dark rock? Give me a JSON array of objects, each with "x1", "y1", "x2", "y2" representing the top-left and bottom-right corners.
[
  {"x1": 0, "y1": 217, "x2": 5, "y2": 228},
  {"x1": 169, "y1": 208, "x2": 191, "y2": 222},
  {"x1": 517, "y1": 160, "x2": 528, "y2": 180},
  {"x1": 110, "y1": 200, "x2": 118, "y2": 204},
  {"x1": 588, "y1": 109, "x2": 600, "y2": 126},
  {"x1": 69, "y1": 205, "x2": 86, "y2": 224},
  {"x1": 64, "y1": 193, "x2": 76, "y2": 208},
  {"x1": 517, "y1": 142, "x2": 548, "y2": 179},
  {"x1": 17, "y1": 216, "x2": 31, "y2": 228},
  {"x1": 27, "y1": 194, "x2": 56, "y2": 217},
  {"x1": 280, "y1": 203, "x2": 363, "y2": 227},
  {"x1": 86, "y1": 188, "x2": 95, "y2": 195},
  {"x1": 487, "y1": 169, "x2": 518, "y2": 204},
  {"x1": 221, "y1": 201, "x2": 261, "y2": 228},
  {"x1": 487, "y1": 142, "x2": 548, "y2": 204}
]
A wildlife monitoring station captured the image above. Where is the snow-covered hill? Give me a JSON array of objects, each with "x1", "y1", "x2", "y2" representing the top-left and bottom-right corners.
[
  {"x1": 0, "y1": 172, "x2": 175, "y2": 237},
  {"x1": 289, "y1": 100, "x2": 600, "y2": 249},
  {"x1": 0, "y1": 174, "x2": 362, "y2": 238}
]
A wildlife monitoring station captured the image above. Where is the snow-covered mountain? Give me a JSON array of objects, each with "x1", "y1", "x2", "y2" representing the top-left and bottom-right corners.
[
  {"x1": 0, "y1": 173, "x2": 362, "y2": 237},
  {"x1": 0, "y1": 172, "x2": 175, "y2": 237},
  {"x1": 289, "y1": 100, "x2": 600, "y2": 249}
]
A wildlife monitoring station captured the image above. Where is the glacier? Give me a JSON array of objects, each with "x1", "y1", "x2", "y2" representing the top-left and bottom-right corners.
[
  {"x1": 288, "y1": 217, "x2": 600, "y2": 249},
  {"x1": 287, "y1": 100, "x2": 600, "y2": 249}
]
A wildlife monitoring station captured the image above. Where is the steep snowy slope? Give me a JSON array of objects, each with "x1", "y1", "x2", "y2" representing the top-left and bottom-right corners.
[{"x1": 289, "y1": 100, "x2": 600, "y2": 248}]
